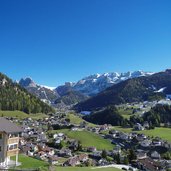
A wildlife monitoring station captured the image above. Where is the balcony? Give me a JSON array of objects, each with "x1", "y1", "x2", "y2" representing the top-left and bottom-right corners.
[
  {"x1": 7, "y1": 137, "x2": 19, "y2": 145},
  {"x1": 7, "y1": 149, "x2": 19, "y2": 157}
]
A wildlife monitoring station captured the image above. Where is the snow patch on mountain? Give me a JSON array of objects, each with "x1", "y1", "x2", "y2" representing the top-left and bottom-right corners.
[
  {"x1": 71, "y1": 70, "x2": 154, "y2": 96},
  {"x1": 41, "y1": 85, "x2": 56, "y2": 91},
  {"x1": 154, "y1": 87, "x2": 166, "y2": 93}
]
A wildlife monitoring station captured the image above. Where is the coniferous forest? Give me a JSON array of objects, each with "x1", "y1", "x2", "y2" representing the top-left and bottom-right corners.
[{"x1": 0, "y1": 73, "x2": 54, "y2": 114}]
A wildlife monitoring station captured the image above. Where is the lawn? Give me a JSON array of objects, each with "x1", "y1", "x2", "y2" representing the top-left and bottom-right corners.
[
  {"x1": 11, "y1": 155, "x2": 122, "y2": 171},
  {"x1": 117, "y1": 108, "x2": 134, "y2": 119},
  {"x1": 138, "y1": 127, "x2": 171, "y2": 142},
  {"x1": 112, "y1": 126, "x2": 133, "y2": 133},
  {"x1": 11, "y1": 154, "x2": 49, "y2": 169},
  {"x1": 0, "y1": 110, "x2": 48, "y2": 120},
  {"x1": 49, "y1": 129, "x2": 114, "y2": 150},
  {"x1": 67, "y1": 113, "x2": 95, "y2": 127},
  {"x1": 117, "y1": 107, "x2": 143, "y2": 119},
  {"x1": 0, "y1": 110, "x2": 28, "y2": 119},
  {"x1": 112, "y1": 126, "x2": 171, "y2": 142}
]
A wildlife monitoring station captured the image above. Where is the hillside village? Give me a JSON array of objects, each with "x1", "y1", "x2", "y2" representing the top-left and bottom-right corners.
[
  {"x1": 1, "y1": 0, "x2": 171, "y2": 170},
  {"x1": 1, "y1": 70, "x2": 171, "y2": 171},
  {"x1": 1, "y1": 99, "x2": 171, "y2": 171}
]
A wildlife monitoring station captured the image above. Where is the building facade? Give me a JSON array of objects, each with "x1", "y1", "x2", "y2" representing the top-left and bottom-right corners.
[{"x1": 0, "y1": 117, "x2": 21, "y2": 168}]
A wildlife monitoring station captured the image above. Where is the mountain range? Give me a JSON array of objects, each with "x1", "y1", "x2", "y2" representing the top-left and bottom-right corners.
[
  {"x1": 76, "y1": 69, "x2": 171, "y2": 111},
  {"x1": 2, "y1": 68, "x2": 171, "y2": 114},
  {"x1": 19, "y1": 71, "x2": 153, "y2": 107}
]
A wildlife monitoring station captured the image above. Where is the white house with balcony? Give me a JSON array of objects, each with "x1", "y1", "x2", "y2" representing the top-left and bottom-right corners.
[{"x1": 0, "y1": 117, "x2": 22, "y2": 168}]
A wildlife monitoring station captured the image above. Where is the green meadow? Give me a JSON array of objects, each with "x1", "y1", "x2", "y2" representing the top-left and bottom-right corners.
[
  {"x1": 12, "y1": 155, "x2": 121, "y2": 171},
  {"x1": 49, "y1": 129, "x2": 114, "y2": 150},
  {"x1": 112, "y1": 126, "x2": 171, "y2": 142},
  {"x1": 0, "y1": 110, "x2": 48, "y2": 120}
]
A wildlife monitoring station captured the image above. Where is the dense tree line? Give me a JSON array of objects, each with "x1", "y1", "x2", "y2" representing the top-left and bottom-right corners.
[
  {"x1": 129, "y1": 104, "x2": 171, "y2": 127},
  {"x1": 83, "y1": 103, "x2": 171, "y2": 127},
  {"x1": 143, "y1": 104, "x2": 171, "y2": 126},
  {"x1": 83, "y1": 106, "x2": 128, "y2": 126},
  {"x1": 0, "y1": 73, "x2": 55, "y2": 114}
]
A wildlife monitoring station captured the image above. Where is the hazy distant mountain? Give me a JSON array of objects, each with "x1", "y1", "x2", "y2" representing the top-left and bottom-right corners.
[
  {"x1": 75, "y1": 69, "x2": 171, "y2": 111},
  {"x1": 19, "y1": 78, "x2": 88, "y2": 107}
]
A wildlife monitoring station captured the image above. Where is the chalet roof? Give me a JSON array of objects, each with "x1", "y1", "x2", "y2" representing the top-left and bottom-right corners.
[{"x1": 0, "y1": 117, "x2": 22, "y2": 133}]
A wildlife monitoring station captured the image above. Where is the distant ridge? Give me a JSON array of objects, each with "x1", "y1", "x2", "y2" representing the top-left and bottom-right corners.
[
  {"x1": 19, "y1": 70, "x2": 154, "y2": 107},
  {"x1": 75, "y1": 69, "x2": 171, "y2": 111},
  {"x1": 56, "y1": 70, "x2": 154, "y2": 96}
]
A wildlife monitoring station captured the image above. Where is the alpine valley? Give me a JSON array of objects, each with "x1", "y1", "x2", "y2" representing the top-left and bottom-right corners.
[{"x1": 1, "y1": 69, "x2": 171, "y2": 171}]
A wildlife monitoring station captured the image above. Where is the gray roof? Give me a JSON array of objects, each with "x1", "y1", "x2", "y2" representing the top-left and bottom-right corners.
[{"x1": 0, "y1": 117, "x2": 22, "y2": 133}]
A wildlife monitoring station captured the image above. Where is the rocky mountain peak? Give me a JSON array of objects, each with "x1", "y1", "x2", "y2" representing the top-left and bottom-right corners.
[{"x1": 19, "y1": 77, "x2": 37, "y2": 88}]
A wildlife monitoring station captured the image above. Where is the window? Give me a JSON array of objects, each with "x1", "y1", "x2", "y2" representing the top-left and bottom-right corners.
[
  {"x1": 0, "y1": 134, "x2": 2, "y2": 139},
  {"x1": 14, "y1": 144, "x2": 17, "y2": 149},
  {"x1": 8, "y1": 144, "x2": 18, "y2": 151},
  {"x1": 0, "y1": 146, "x2": 1, "y2": 152}
]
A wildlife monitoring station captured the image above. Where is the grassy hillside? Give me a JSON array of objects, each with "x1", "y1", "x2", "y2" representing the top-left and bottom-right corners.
[
  {"x1": 0, "y1": 110, "x2": 48, "y2": 120},
  {"x1": 67, "y1": 114, "x2": 95, "y2": 127},
  {"x1": 112, "y1": 126, "x2": 171, "y2": 142},
  {"x1": 12, "y1": 154, "x2": 49, "y2": 169},
  {"x1": 138, "y1": 127, "x2": 171, "y2": 142},
  {"x1": 12, "y1": 155, "x2": 121, "y2": 171},
  {"x1": 49, "y1": 129, "x2": 114, "y2": 150}
]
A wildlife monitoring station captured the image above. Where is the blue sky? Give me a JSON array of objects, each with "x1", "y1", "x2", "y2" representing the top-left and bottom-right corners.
[{"x1": 0, "y1": 0, "x2": 171, "y2": 86}]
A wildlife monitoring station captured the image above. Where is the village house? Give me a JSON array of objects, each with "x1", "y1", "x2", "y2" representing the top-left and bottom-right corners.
[
  {"x1": 143, "y1": 121, "x2": 150, "y2": 129},
  {"x1": 79, "y1": 121, "x2": 87, "y2": 128},
  {"x1": 87, "y1": 146, "x2": 97, "y2": 152},
  {"x1": 78, "y1": 154, "x2": 88, "y2": 162},
  {"x1": 151, "y1": 151, "x2": 161, "y2": 159},
  {"x1": 136, "y1": 134, "x2": 147, "y2": 142},
  {"x1": 109, "y1": 130, "x2": 119, "y2": 137},
  {"x1": 89, "y1": 151, "x2": 101, "y2": 160},
  {"x1": 152, "y1": 139, "x2": 162, "y2": 146},
  {"x1": 113, "y1": 145, "x2": 121, "y2": 154},
  {"x1": 137, "y1": 158, "x2": 161, "y2": 171},
  {"x1": 48, "y1": 155, "x2": 58, "y2": 165},
  {"x1": 35, "y1": 151, "x2": 47, "y2": 160},
  {"x1": 133, "y1": 123, "x2": 144, "y2": 131},
  {"x1": 140, "y1": 139, "x2": 152, "y2": 148},
  {"x1": 136, "y1": 150, "x2": 147, "y2": 160},
  {"x1": 58, "y1": 148, "x2": 72, "y2": 157},
  {"x1": 98, "y1": 158, "x2": 109, "y2": 166},
  {"x1": 99, "y1": 124, "x2": 110, "y2": 131},
  {"x1": 69, "y1": 140, "x2": 79, "y2": 151},
  {"x1": 0, "y1": 117, "x2": 22, "y2": 168},
  {"x1": 63, "y1": 156, "x2": 80, "y2": 166},
  {"x1": 119, "y1": 132, "x2": 129, "y2": 140}
]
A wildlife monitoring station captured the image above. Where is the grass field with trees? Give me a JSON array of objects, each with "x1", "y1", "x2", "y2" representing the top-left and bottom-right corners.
[
  {"x1": 49, "y1": 129, "x2": 114, "y2": 150},
  {"x1": 12, "y1": 155, "x2": 121, "y2": 171},
  {"x1": 112, "y1": 126, "x2": 171, "y2": 142}
]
